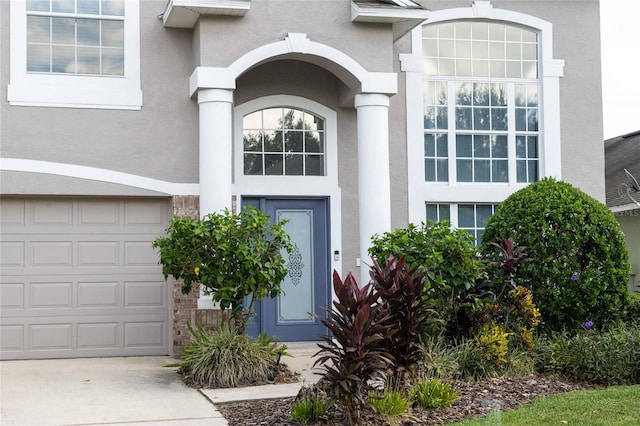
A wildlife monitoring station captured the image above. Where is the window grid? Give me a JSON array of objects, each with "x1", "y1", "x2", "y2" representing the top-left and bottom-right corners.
[
  {"x1": 243, "y1": 108, "x2": 326, "y2": 177},
  {"x1": 422, "y1": 21, "x2": 538, "y2": 79},
  {"x1": 424, "y1": 133, "x2": 449, "y2": 182},
  {"x1": 422, "y1": 21, "x2": 540, "y2": 185},
  {"x1": 26, "y1": 0, "x2": 124, "y2": 76},
  {"x1": 457, "y1": 204, "x2": 499, "y2": 245},
  {"x1": 426, "y1": 203, "x2": 451, "y2": 223}
]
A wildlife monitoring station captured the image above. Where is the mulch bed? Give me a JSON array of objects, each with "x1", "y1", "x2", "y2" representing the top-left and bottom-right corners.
[{"x1": 216, "y1": 375, "x2": 595, "y2": 425}]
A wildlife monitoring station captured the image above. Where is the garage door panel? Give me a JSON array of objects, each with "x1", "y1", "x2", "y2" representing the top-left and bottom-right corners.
[
  {"x1": 0, "y1": 282, "x2": 25, "y2": 309},
  {"x1": 30, "y1": 323, "x2": 73, "y2": 350},
  {"x1": 31, "y1": 200, "x2": 73, "y2": 226},
  {"x1": 1, "y1": 198, "x2": 171, "y2": 359},
  {"x1": 31, "y1": 241, "x2": 73, "y2": 267},
  {"x1": 0, "y1": 241, "x2": 25, "y2": 268},
  {"x1": 31, "y1": 282, "x2": 73, "y2": 309}
]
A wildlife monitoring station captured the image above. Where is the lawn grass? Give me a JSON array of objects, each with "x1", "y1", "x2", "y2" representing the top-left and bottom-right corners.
[{"x1": 453, "y1": 385, "x2": 640, "y2": 426}]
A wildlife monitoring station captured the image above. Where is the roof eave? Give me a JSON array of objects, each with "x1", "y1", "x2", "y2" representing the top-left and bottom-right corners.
[
  {"x1": 163, "y1": 0, "x2": 251, "y2": 28},
  {"x1": 351, "y1": 1, "x2": 429, "y2": 41}
]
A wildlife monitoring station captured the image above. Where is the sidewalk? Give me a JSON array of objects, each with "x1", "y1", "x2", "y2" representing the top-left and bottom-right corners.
[{"x1": 0, "y1": 343, "x2": 320, "y2": 426}]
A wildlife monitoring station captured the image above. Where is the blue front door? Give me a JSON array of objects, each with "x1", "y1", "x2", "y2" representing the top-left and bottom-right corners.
[{"x1": 242, "y1": 198, "x2": 329, "y2": 341}]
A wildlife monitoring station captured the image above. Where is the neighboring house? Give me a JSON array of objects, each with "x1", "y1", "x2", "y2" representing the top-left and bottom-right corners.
[
  {"x1": 605, "y1": 130, "x2": 640, "y2": 293},
  {"x1": 0, "y1": 0, "x2": 605, "y2": 360}
]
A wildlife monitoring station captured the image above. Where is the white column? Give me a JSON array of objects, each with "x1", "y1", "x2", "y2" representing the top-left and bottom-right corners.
[
  {"x1": 197, "y1": 88, "x2": 234, "y2": 218},
  {"x1": 355, "y1": 93, "x2": 392, "y2": 285}
]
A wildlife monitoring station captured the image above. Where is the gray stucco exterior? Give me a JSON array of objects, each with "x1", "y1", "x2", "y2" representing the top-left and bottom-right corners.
[{"x1": 0, "y1": 0, "x2": 606, "y2": 356}]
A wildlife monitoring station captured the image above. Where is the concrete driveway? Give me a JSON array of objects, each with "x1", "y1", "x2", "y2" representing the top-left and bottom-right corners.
[{"x1": 0, "y1": 356, "x2": 227, "y2": 426}]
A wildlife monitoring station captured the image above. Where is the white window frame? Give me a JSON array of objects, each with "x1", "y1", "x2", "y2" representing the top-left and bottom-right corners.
[
  {"x1": 401, "y1": 1, "x2": 564, "y2": 224},
  {"x1": 8, "y1": 0, "x2": 142, "y2": 109}
]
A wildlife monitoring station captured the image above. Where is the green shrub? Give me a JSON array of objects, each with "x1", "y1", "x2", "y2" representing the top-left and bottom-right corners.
[
  {"x1": 481, "y1": 178, "x2": 630, "y2": 332},
  {"x1": 452, "y1": 338, "x2": 498, "y2": 380},
  {"x1": 178, "y1": 325, "x2": 285, "y2": 388},
  {"x1": 540, "y1": 322, "x2": 640, "y2": 385},
  {"x1": 419, "y1": 335, "x2": 460, "y2": 379},
  {"x1": 367, "y1": 389, "x2": 413, "y2": 426},
  {"x1": 369, "y1": 221, "x2": 485, "y2": 335},
  {"x1": 290, "y1": 396, "x2": 332, "y2": 423},
  {"x1": 623, "y1": 292, "x2": 640, "y2": 324},
  {"x1": 153, "y1": 206, "x2": 292, "y2": 333},
  {"x1": 411, "y1": 378, "x2": 458, "y2": 410},
  {"x1": 474, "y1": 324, "x2": 511, "y2": 367}
]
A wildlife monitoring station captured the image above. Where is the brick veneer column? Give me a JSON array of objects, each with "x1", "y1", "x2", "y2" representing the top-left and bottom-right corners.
[{"x1": 171, "y1": 195, "x2": 200, "y2": 353}]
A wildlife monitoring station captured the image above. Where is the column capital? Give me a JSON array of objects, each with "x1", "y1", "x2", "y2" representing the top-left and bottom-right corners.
[
  {"x1": 197, "y1": 88, "x2": 234, "y2": 104},
  {"x1": 354, "y1": 93, "x2": 390, "y2": 108}
]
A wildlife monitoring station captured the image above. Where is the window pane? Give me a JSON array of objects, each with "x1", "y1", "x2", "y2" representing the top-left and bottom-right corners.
[
  {"x1": 436, "y1": 159, "x2": 449, "y2": 181},
  {"x1": 436, "y1": 134, "x2": 448, "y2": 155},
  {"x1": 457, "y1": 59, "x2": 472, "y2": 76},
  {"x1": 305, "y1": 131, "x2": 323, "y2": 153},
  {"x1": 52, "y1": 0, "x2": 74, "y2": 13},
  {"x1": 262, "y1": 108, "x2": 282, "y2": 129},
  {"x1": 457, "y1": 159, "x2": 472, "y2": 181},
  {"x1": 474, "y1": 159, "x2": 490, "y2": 182},
  {"x1": 439, "y1": 58, "x2": 455, "y2": 76},
  {"x1": 456, "y1": 83, "x2": 472, "y2": 105},
  {"x1": 506, "y1": 60, "x2": 521, "y2": 78},
  {"x1": 264, "y1": 131, "x2": 282, "y2": 152},
  {"x1": 474, "y1": 108, "x2": 490, "y2": 130},
  {"x1": 491, "y1": 108, "x2": 508, "y2": 131},
  {"x1": 243, "y1": 111, "x2": 262, "y2": 129},
  {"x1": 473, "y1": 59, "x2": 489, "y2": 77},
  {"x1": 476, "y1": 205, "x2": 494, "y2": 227},
  {"x1": 285, "y1": 154, "x2": 303, "y2": 176},
  {"x1": 305, "y1": 155, "x2": 324, "y2": 176},
  {"x1": 78, "y1": 46, "x2": 100, "y2": 74},
  {"x1": 456, "y1": 134, "x2": 472, "y2": 157},
  {"x1": 425, "y1": 159, "x2": 436, "y2": 181},
  {"x1": 491, "y1": 84, "x2": 507, "y2": 106},
  {"x1": 528, "y1": 160, "x2": 538, "y2": 182},
  {"x1": 27, "y1": 0, "x2": 50, "y2": 12},
  {"x1": 436, "y1": 106, "x2": 448, "y2": 129},
  {"x1": 424, "y1": 106, "x2": 436, "y2": 129},
  {"x1": 456, "y1": 21, "x2": 471, "y2": 39},
  {"x1": 474, "y1": 135, "x2": 490, "y2": 158},
  {"x1": 264, "y1": 154, "x2": 283, "y2": 175},
  {"x1": 458, "y1": 205, "x2": 475, "y2": 227},
  {"x1": 78, "y1": 19, "x2": 100, "y2": 46},
  {"x1": 426, "y1": 204, "x2": 438, "y2": 222},
  {"x1": 27, "y1": 44, "x2": 50, "y2": 72},
  {"x1": 285, "y1": 130, "x2": 304, "y2": 152},
  {"x1": 515, "y1": 109, "x2": 527, "y2": 131},
  {"x1": 527, "y1": 136, "x2": 538, "y2": 157},
  {"x1": 516, "y1": 136, "x2": 526, "y2": 158},
  {"x1": 424, "y1": 134, "x2": 435, "y2": 156},
  {"x1": 517, "y1": 159, "x2": 527, "y2": 182},
  {"x1": 52, "y1": 18, "x2": 75, "y2": 45},
  {"x1": 492, "y1": 160, "x2": 508, "y2": 182},
  {"x1": 473, "y1": 83, "x2": 490, "y2": 106},
  {"x1": 102, "y1": 21, "x2": 124, "y2": 48},
  {"x1": 456, "y1": 107, "x2": 472, "y2": 130},
  {"x1": 101, "y1": 48, "x2": 124, "y2": 75},
  {"x1": 523, "y1": 61, "x2": 537, "y2": 79},
  {"x1": 101, "y1": 0, "x2": 124, "y2": 16},
  {"x1": 27, "y1": 16, "x2": 50, "y2": 43},
  {"x1": 244, "y1": 154, "x2": 263, "y2": 175},
  {"x1": 52, "y1": 45, "x2": 75, "y2": 73},
  {"x1": 243, "y1": 131, "x2": 262, "y2": 152},
  {"x1": 527, "y1": 109, "x2": 538, "y2": 131},
  {"x1": 78, "y1": 0, "x2": 100, "y2": 14},
  {"x1": 489, "y1": 23, "x2": 504, "y2": 41},
  {"x1": 440, "y1": 204, "x2": 450, "y2": 221},
  {"x1": 527, "y1": 86, "x2": 538, "y2": 107},
  {"x1": 490, "y1": 60, "x2": 505, "y2": 78},
  {"x1": 492, "y1": 135, "x2": 508, "y2": 158}
]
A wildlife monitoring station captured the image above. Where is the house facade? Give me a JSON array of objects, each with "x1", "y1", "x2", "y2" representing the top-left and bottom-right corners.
[
  {"x1": 0, "y1": 0, "x2": 605, "y2": 360},
  {"x1": 605, "y1": 130, "x2": 640, "y2": 293}
]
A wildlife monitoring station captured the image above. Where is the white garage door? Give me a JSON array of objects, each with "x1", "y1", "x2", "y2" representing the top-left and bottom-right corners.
[{"x1": 0, "y1": 198, "x2": 172, "y2": 360}]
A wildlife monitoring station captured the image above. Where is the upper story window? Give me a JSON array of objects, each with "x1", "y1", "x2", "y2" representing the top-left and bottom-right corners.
[
  {"x1": 423, "y1": 21, "x2": 540, "y2": 184},
  {"x1": 243, "y1": 107, "x2": 326, "y2": 176},
  {"x1": 8, "y1": 0, "x2": 141, "y2": 109},
  {"x1": 26, "y1": 0, "x2": 125, "y2": 76}
]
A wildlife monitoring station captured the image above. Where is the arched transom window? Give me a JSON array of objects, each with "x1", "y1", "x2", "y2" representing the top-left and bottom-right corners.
[
  {"x1": 423, "y1": 21, "x2": 540, "y2": 184},
  {"x1": 242, "y1": 107, "x2": 325, "y2": 176}
]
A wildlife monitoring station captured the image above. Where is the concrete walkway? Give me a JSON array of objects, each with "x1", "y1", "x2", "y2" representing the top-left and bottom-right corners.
[{"x1": 0, "y1": 343, "x2": 321, "y2": 426}]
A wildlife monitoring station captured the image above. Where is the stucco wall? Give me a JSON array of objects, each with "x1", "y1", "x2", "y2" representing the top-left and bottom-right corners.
[{"x1": 1, "y1": 0, "x2": 199, "y2": 192}]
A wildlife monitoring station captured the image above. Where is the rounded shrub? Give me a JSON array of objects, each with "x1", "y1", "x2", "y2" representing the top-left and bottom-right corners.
[{"x1": 481, "y1": 178, "x2": 630, "y2": 332}]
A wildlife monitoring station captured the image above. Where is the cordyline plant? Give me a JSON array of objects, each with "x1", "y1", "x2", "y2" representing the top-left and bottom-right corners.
[
  {"x1": 370, "y1": 255, "x2": 441, "y2": 380},
  {"x1": 313, "y1": 271, "x2": 394, "y2": 426},
  {"x1": 152, "y1": 206, "x2": 292, "y2": 333}
]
